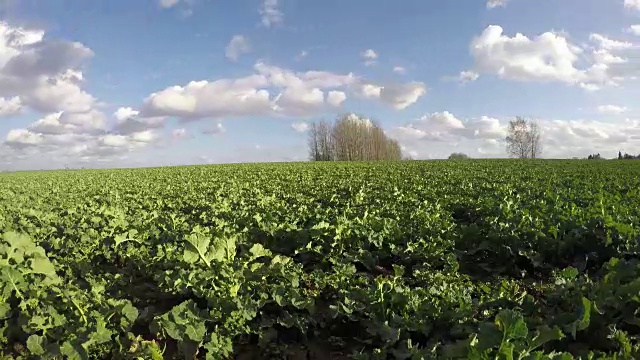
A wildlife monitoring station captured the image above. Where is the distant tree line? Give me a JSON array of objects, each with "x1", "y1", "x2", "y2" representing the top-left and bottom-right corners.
[
  {"x1": 586, "y1": 152, "x2": 640, "y2": 160},
  {"x1": 307, "y1": 114, "x2": 404, "y2": 161},
  {"x1": 448, "y1": 152, "x2": 470, "y2": 160},
  {"x1": 618, "y1": 151, "x2": 640, "y2": 160}
]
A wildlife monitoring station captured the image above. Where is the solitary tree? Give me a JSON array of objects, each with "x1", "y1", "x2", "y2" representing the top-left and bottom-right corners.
[{"x1": 505, "y1": 117, "x2": 542, "y2": 159}]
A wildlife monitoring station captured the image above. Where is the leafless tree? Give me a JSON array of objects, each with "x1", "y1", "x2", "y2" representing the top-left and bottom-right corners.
[
  {"x1": 307, "y1": 113, "x2": 402, "y2": 161},
  {"x1": 506, "y1": 117, "x2": 542, "y2": 159}
]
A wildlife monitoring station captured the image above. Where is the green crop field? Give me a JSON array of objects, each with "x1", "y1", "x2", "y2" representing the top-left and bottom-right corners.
[{"x1": 2, "y1": 160, "x2": 640, "y2": 359}]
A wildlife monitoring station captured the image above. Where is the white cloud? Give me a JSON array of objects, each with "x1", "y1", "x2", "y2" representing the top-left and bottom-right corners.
[
  {"x1": 628, "y1": 25, "x2": 640, "y2": 36},
  {"x1": 28, "y1": 111, "x2": 106, "y2": 135},
  {"x1": 0, "y1": 96, "x2": 22, "y2": 116},
  {"x1": 391, "y1": 111, "x2": 640, "y2": 159},
  {"x1": 589, "y1": 33, "x2": 632, "y2": 50},
  {"x1": 0, "y1": 22, "x2": 97, "y2": 114},
  {"x1": 467, "y1": 25, "x2": 639, "y2": 90},
  {"x1": 140, "y1": 61, "x2": 425, "y2": 119},
  {"x1": 0, "y1": 22, "x2": 161, "y2": 166},
  {"x1": 274, "y1": 86, "x2": 325, "y2": 116},
  {"x1": 393, "y1": 66, "x2": 406, "y2": 75},
  {"x1": 225, "y1": 35, "x2": 251, "y2": 61},
  {"x1": 113, "y1": 107, "x2": 165, "y2": 135},
  {"x1": 295, "y1": 50, "x2": 308, "y2": 61},
  {"x1": 487, "y1": 0, "x2": 509, "y2": 8},
  {"x1": 458, "y1": 70, "x2": 480, "y2": 83},
  {"x1": 5, "y1": 129, "x2": 43, "y2": 147},
  {"x1": 625, "y1": 0, "x2": 640, "y2": 11},
  {"x1": 291, "y1": 122, "x2": 309, "y2": 133},
  {"x1": 379, "y1": 82, "x2": 426, "y2": 110},
  {"x1": 130, "y1": 130, "x2": 158, "y2": 143},
  {"x1": 361, "y1": 49, "x2": 378, "y2": 66},
  {"x1": 159, "y1": 0, "x2": 180, "y2": 8},
  {"x1": 259, "y1": 0, "x2": 283, "y2": 28},
  {"x1": 327, "y1": 90, "x2": 347, "y2": 106},
  {"x1": 597, "y1": 105, "x2": 628, "y2": 114},
  {"x1": 390, "y1": 112, "x2": 506, "y2": 144}
]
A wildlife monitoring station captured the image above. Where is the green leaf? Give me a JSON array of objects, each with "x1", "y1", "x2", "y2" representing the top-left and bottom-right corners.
[
  {"x1": 183, "y1": 233, "x2": 211, "y2": 265},
  {"x1": 249, "y1": 243, "x2": 271, "y2": 261},
  {"x1": 1, "y1": 266, "x2": 25, "y2": 297},
  {"x1": 29, "y1": 255, "x2": 58, "y2": 279},
  {"x1": 121, "y1": 301, "x2": 139, "y2": 326},
  {"x1": 26, "y1": 334, "x2": 45, "y2": 356},
  {"x1": 565, "y1": 297, "x2": 592, "y2": 339},
  {"x1": 60, "y1": 341, "x2": 88, "y2": 360},
  {"x1": 529, "y1": 325, "x2": 565, "y2": 351},
  {"x1": 185, "y1": 323, "x2": 207, "y2": 343},
  {"x1": 204, "y1": 332, "x2": 234, "y2": 360},
  {"x1": 495, "y1": 309, "x2": 528, "y2": 340},
  {"x1": 476, "y1": 323, "x2": 503, "y2": 351}
]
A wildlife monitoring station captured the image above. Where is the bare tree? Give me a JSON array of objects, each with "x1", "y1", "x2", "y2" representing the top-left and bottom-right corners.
[
  {"x1": 307, "y1": 113, "x2": 402, "y2": 162},
  {"x1": 308, "y1": 122, "x2": 319, "y2": 161},
  {"x1": 506, "y1": 117, "x2": 542, "y2": 159}
]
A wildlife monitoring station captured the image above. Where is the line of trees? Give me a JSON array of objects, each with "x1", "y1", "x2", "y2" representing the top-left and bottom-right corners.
[
  {"x1": 448, "y1": 152, "x2": 470, "y2": 160},
  {"x1": 618, "y1": 151, "x2": 640, "y2": 160},
  {"x1": 307, "y1": 114, "x2": 404, "y2": 161}
]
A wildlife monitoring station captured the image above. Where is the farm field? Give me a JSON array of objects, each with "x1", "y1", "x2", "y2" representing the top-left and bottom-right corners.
[{"x1": 2, "y1": 160, "x2": 640, "y2": 359}]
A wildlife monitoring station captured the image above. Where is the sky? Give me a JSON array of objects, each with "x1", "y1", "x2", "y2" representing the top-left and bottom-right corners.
[{"x1": 0, "y1": 0, "x2": 639, "y2": 170}]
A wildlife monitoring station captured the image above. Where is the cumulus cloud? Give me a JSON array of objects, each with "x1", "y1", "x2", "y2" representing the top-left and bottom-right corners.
[
  {"x1": 327, "y1": 90, "x2": 347, "y2": 106},
  {"x1": 139, "y1": 61, "x2": 425, "y2": 119},
  {"x1": 0, "y1": 21, "x2": 161, "y2": 167},
  {"x1": 393, "y1": 66, "x2": 406, "y2": 75},
  {"x1": 259, "y1": 0, "x2": 283, "y2": 28},
  {"x1": 597, "y1": 105, "x2": 628, "y2": 114},
  {"x1": 384, "y1": 83, "x2": 426, "y2": 109},
  {"x1": 457, "y1": 70, "x2": 480, "y2": 83},
  {"x1": 361, "y1": 49, "x2": 378, "y2": 66},
  {"x1": 159, "y1": 0, "x2": 180, "y2": 8},
  {"x1": 225, "y1": 35, "x2": 251, "y2": 61},
  {"x1": 391, "y1": 112, "x2": 505, "y2": 143},
  {"x1": 628, "y1": 25, "x2": 640, "y2": 36},
  {"x1": 113, "y1": 107, "x2": 165, "y2": 135},
  {"x1": 466, "y1": 25, "x2": 640, "y2": 91},
  {"x1": 0, "y1": 96, "x2": 22, "y2": 116},
  {"x1": 625, "y1": 0, "x2": 640, "y2": 11},
  {"x1": 487, "y1": 0, "x2": 509, "y2": 8},
  {"x1": 0, "y1": 22, "x2": 96, "y2": 113},
  {"x1": 291, "y1": 122, "x2": 309, "y2": 132}
]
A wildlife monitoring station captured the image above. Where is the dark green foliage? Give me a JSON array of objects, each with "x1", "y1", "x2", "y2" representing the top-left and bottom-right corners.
[
  {"x1": 448, "y1": 152, "x2": 470, "y2": 160},
  {"x1": 1, "y1": 160, "x2": 640, "y2": 359}
]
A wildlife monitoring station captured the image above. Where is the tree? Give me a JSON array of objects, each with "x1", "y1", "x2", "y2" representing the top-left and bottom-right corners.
[
  {"x1": 505, "y1": 117, "x2": 542, "y2": 159},
  {"x1": 618, "y1": 151, "x2": 623, "y2": 160},
  {"x1": 448, "y1": 152, "x2": 470, "y2": 160},
  {"x1": 307, "y1": 114, "x2": 403, "y2": 161}
]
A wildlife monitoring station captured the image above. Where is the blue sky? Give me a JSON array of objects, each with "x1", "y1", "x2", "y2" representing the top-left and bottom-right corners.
[{"x1": 0, "y1": 0, "x2": 639, "y2": 169}]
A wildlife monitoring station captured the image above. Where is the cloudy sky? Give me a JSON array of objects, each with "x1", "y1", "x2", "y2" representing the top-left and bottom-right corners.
[{"x1": 1, "y1": 0, "x2": 639, "y2": 170}]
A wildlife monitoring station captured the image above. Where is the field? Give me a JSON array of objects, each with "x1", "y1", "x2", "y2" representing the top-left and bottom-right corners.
[{"x1": 2, "y1": 160, "x2": 640, "y2": 359}]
